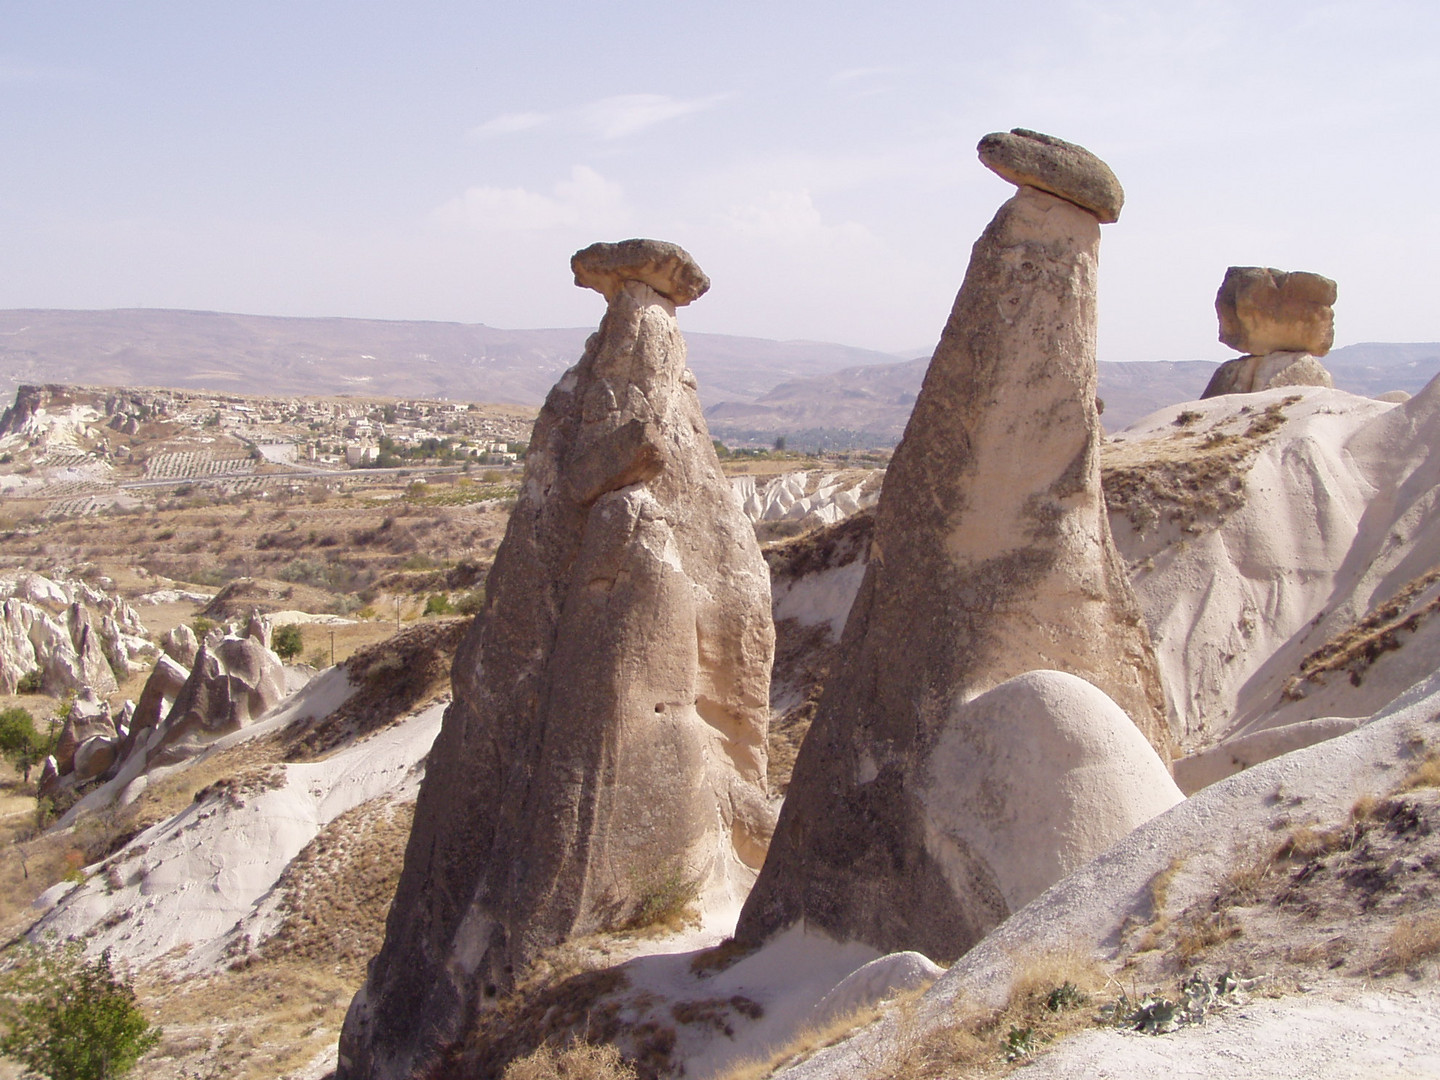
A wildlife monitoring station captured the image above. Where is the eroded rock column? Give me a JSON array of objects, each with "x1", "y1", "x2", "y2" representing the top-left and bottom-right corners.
[
  {"x1": 338, "y1": 240, "x2": 775, "y2": 1080},
  {"x1": 736, "y1": 130, "x2": 1173, "y2": 963}
]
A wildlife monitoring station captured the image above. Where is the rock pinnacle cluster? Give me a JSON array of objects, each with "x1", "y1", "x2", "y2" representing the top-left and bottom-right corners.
[
  {"x1": 338, "y1": 240, "x2": 776, "y2": 1080},
  {"x1": 734, "y1": 129, "x2": 1175, "y2": 962}
]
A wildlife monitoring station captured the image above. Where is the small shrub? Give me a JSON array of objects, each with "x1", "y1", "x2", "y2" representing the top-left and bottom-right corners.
[
  {"x1": 622, "y1": 864, "x2": 699, "y2": 933},
  {"x1": 16, "y1": 669, "x2": 43, "y2": 694},
  {"x1": 306, "y1": 648, "x2": 330, "y2": 669},
  {"x1": 1043, "y1": 981, "x2": 1087, "y2": 1012},
  {"x1": 272, "y1": 624, "x2": 304, "y2": 661},
  {"x1": 1000, "y1": 1025, "x2": 1037, "y2": 1062},
  {"x1": 0, "y1": 707, "x2": 49, "y2": 782},
  {"x1": 0, "y1": 938, "x2": 161, "y2": 1080},
  {"x1": 191, "y1": 617, "x2": 216, "y2": 638},
  {"x1": 423, "y1": 594, "x2": 454, "y2": 617},
  {"x1": 455, "y1": 590, "x2": 485, "y2": 616},
  {"x1": 1173, "y1": 410, "x2": 1202, "y2": 427}
]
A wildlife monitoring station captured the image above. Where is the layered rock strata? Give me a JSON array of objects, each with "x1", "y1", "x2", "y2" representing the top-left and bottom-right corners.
[
  {"x1": 736, "y1": 131, "x2": 1171, "y2": 963},
  {"x1": 1203, "y1": 266, "x2": 1337, "y2": 397},
  {"x1": 338, "y1": 240, "x2": 775, "y2": 1080}
]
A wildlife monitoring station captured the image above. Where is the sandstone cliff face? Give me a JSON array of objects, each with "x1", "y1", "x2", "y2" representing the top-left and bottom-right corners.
[
  {"x1": 338, "y1": 241, "x2": 775, "y2": 1080},
  {"x1": 736, "y1": 133, "x2": 1170, "y2": 963}
]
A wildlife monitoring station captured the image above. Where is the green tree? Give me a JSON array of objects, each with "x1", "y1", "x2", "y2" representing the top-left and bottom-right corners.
[
  {"x1": 271, "y1": 624, "x2": 304, "y2": 661},
  {"x1": 0, "y1": 940, "x2": 160, "y2": 1080},
  {"x1": 0, "y1": 708, "x2": 47, "y2": 783}
]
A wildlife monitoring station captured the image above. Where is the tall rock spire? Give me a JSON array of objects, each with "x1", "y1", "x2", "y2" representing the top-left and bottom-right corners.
[
  {"x1": 338, "y1": 239, "x2": 775, "y2": 1080},
  {"x1": 736, "y1": 130, "x2": 1173, "y2": 962}
]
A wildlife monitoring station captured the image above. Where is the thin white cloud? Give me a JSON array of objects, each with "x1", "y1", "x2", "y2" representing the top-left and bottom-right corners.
[
  {"x1": 719, "y1": 189, "x2": 873, "y2": 244},
  {"x1": 470, "y1": 111, "x2": 551, "y2": 138},
  {"x1": 433, "y1": 165, "x2": 626, "y2": 232},
  {"x1": 579, "y1": 92, "x2": 729, "y2": 139},
  {"x1": 830, "y1": 66, "x2": 893, "y2": 83},
  {"x1": 0, "y1": 58, "x2": 86, "y2": 84},
  {"x1": 470, "y1": 92, "x2": 729, "y2": 143}
]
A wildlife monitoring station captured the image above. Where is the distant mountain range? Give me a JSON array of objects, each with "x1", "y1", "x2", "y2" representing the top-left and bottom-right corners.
[
  {"x1": 1, "y1": 309, "x2": 1436, "y2": 448},
  {"x1": 704, "y1": 344, "x2": 1440, "y2": 447},
  {"x1": 0, "y1": 308, "x2": 899, "y2": 415}
]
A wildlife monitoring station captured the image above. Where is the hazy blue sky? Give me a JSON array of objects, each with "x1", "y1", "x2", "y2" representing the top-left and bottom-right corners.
[{"x1": 2, "y1": 1, "x2": 1436, "y2": 360}]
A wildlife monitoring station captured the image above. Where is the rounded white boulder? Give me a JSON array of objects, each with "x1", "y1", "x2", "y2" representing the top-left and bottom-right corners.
[{"x1": 921, "y1": 669, "x2": 1183, "y2": 914}]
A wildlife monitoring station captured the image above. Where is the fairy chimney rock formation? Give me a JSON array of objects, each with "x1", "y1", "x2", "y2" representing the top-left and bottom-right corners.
[
  {"x1": 977, "y1": 128, "x2": 1124, "y2": 223},
  {"x1": 1203, "y1": 266, "x2": 1337, "y2": 397},
  {"x1": 736, "y1": 131, "x2": 1171, "y2": 964},
  {"x1": 571, "y1": 238, "x2": 710, "y2": 306},
  {"x1": 338, "y1": 239, "x2": 774, "y2": 1080}
]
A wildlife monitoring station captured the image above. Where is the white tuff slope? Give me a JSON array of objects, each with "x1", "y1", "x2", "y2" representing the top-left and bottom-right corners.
[
  {"x1": 1110, "y1": 378, "x2": 1440, "y2": 772},
  {"x1": 31, "y1": 669, "x2": 444, "y2": 974}
]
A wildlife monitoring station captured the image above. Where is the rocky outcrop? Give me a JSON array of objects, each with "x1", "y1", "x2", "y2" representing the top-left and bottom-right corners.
[
  {"x1": 150, "y1": 637, "x2": 285, "y2": 758},
  {"x1": 1202, "y1": 350, "x2": 1334, "y2": 397},
  {"x1": 1203, "y1": 267, "x2": 1337, "y2": 398},
  {"x1": 736, "y1": 131, "x2": 1171, "y2": 963},
  {"x1": 338, "y1": 240, "x2": 775, "y2": 1080},
  {"x1": 129, "y1": 653, "x2": 190, "y2": 737},
  {"x1": 1216, "y1": 266, "x2": 1336, "y2": 357},
  {"x1": 733, "y1": 469, "x2": 882, "y2": 535},
  {"x1": 40, "y1": 631, "x2": 285, "y2": 796},
  {"x1": 54, "y1": 691, "x2": 115, "y2": 775},
  {"x1": 160, "y1": 624, "x2": 199, "y2": 667},
  {"x1": 0, "y1": 573, "x2": 151, "y2": 694}
]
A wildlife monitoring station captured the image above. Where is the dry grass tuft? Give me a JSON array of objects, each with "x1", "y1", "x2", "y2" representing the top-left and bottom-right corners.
[
  {"x1": 243, "y1": 797, "x2": 415, "y2": 975},
  {"x1": 1174, "y1": 910, "x2": 1242, "y2": 964},
  {"x1": 1400, "y1": 750, "x2": 1440, "y2": 791},
  {"x1": 713, "y1": 997, "x2": 907, "y2": 1080},
  {"x1": 1282, "y1": 567, "x2": 1440, "y2": 700},
  {"x1": 1101, "y1": 397, "x2": 1303, "y2": 538},
  {"x1": 873, "y1": 951, "x2": 1104, "y2": 1080},
  {"x1": 502, "y1": 1040, "x2": 638, "y2": 1080},
  {"x1": 1372, "y1": 915, "x2": 1440, "y2": 976},
  {"x1": 281, "y1": 617, "x2": 466, "y2": 760}
]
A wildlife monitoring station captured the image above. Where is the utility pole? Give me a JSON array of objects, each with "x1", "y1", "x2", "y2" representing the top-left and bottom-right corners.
[{"x1": 329, "y1": 629, "x2": 336, "y2": 667}]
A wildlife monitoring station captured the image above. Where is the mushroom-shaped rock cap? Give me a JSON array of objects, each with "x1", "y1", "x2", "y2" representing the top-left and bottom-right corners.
[
  {"x1": 572, "y1": 238, "x2": 710, "y2": 306},
  {"x1": 977, "y1": 128, "x2": 1124, "y2": 224}
]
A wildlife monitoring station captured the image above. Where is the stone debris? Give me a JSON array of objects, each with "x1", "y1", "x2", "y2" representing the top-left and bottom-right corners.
[
  {"x1": 737, "y1": 132, "x2": 1170, "y2": 964},
  {"x1": 339, "y1": 240, "x2": 774, "y2": 1080},
  {"x1": 977, "y1": 127, "x2": 1125, "y2": 223}
]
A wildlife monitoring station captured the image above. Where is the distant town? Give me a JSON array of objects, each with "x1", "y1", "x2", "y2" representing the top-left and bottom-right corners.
[{"x1": 0, "y1": 383, "x2": 538, "y2": 517}]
